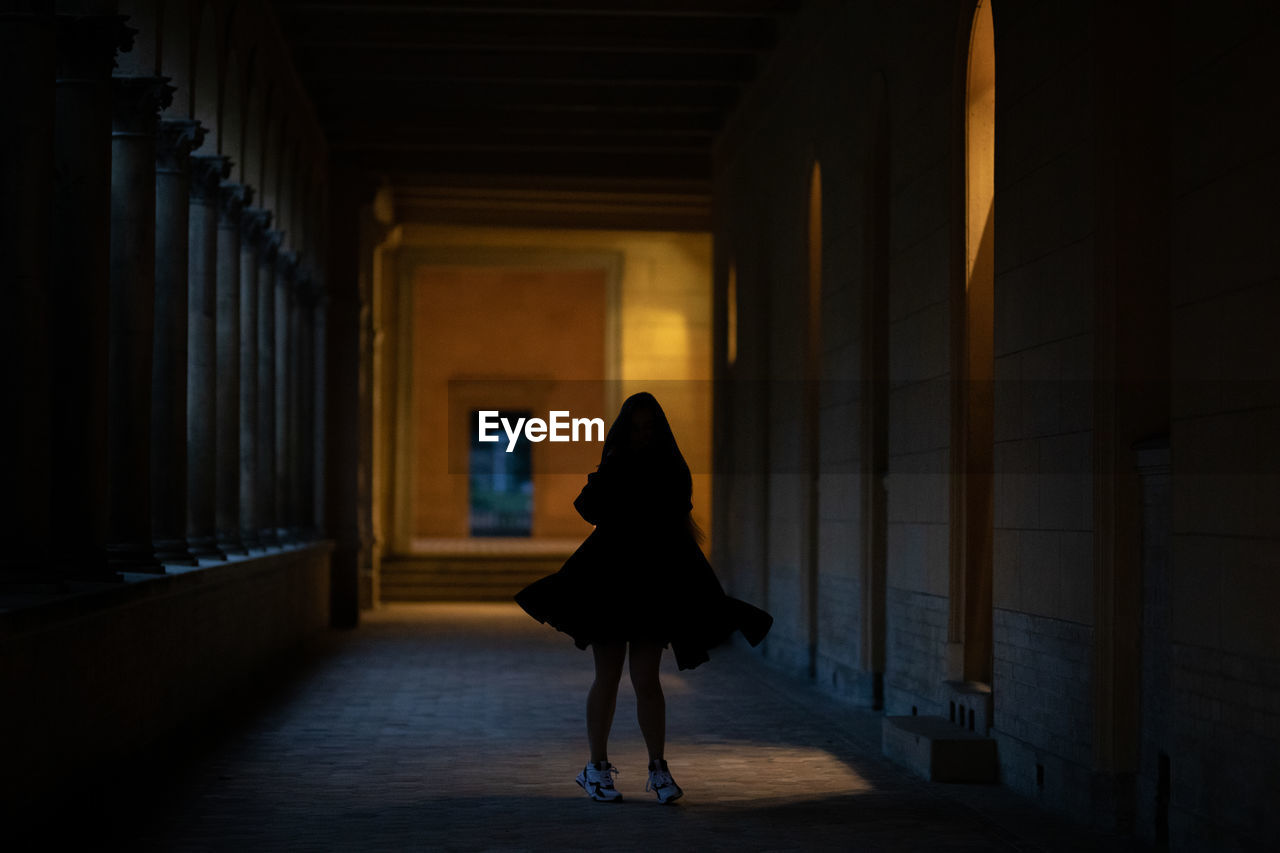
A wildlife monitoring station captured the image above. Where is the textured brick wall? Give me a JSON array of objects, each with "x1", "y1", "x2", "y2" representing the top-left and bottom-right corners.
[
  {"x1": 1166, "y1": 644, "x2": 1280, "y2": 848},
  {"x1": 0, "y1": 544, "x2": 333, "y2": 810},
  {"x1": 884, "y1": 586, "x2": 949, "y2": 717},
  {"x1": 986, "y1": 0, "x2": 1099, "y2": 827},
  {"x1": 710, "y1": 0, "x2": 1280, "y2": 844},
  {"x1": 1165, "y1": 0, "x2": 1280, "y2": 848},
  {"x1": 991, "y1": 608, "x2": 1095, "y2": 822}
]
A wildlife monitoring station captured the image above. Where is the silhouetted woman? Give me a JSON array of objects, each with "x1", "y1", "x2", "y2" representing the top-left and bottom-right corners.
[{"x1": 515, "y1": 391, "x2": 773, "y2": 804}]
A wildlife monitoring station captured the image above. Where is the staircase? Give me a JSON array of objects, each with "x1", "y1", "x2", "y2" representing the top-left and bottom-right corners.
[
  {"x1": 882, "y1": 681, "x2": 998, "y2": 783},
  {"x1": 379, "y1": 540, "x2": 578, "y2": 602}
]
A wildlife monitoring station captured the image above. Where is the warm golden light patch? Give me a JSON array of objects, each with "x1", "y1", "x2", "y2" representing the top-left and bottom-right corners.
[
  {"x1": 727, "y1": 263, "x2": 738, "y2": 366},
  {"x1": 966, "y1": 0, "x2": 995, "y2": 291},
  {"x1": 371, "y1": 225, "x2": 715, "y2": 557},
  {"x1": 808, "y1": 161, "x2": 823, "y2": 335}
]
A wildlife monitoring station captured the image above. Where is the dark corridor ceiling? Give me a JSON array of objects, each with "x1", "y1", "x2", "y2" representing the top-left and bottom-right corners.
[{"x1": 271, "y1": 0, "x2": 799, "y2": 196}]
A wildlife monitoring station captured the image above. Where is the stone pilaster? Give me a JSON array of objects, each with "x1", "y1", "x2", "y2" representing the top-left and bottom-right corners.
[
  {"x1": 50, "y1": 13, "x2": 135, "y2": 581},
  {"x1": 275, "y1": 249, "x2": 299, "y2": 543},
  {"x1": 257, "y1": 230, "x2": 283, "y2": 546},
  {"x1": 216, "y1": 181, "x2": 251, "y2": 556},
  {"x1": 0, "y1": 4, "x2": 55, "y2": 583},
  {"x1": 107, "y1": 74, "x2": 172, "y2": 573},
  {"x1": 312, "y1": 278, "x2": 329, "y2": 536},
  {"x1": 238, "y1": 208, "x2": 271, "y2": 551},
  {"x1": 187, "y1": 154, "x2": 230, "y2": 560},
  {"x1": 296, "y1": 271, "x2": 317, "y2": 539},
  {"x1": 151, "y1": 119, "x2": 205, "y2": 566},
  {"x1": 287, "y1": 264, "x2": 307, "y2": 539}
]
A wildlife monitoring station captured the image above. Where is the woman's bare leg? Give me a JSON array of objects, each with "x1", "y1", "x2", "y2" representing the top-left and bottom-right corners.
[
  {"x1": 587, "y1": 642, "x2": 626, "y2": 764},
  {"x1": 628, "y1": 642, "x2": 666, "y2": 762}
]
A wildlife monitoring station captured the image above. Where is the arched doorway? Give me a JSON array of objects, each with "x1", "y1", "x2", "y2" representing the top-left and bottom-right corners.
[{"x1": 950, "y1": 0, "x2": 995, "y2": 686}]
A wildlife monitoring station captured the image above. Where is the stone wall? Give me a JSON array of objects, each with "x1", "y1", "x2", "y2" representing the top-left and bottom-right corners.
[
  {"x1": 1165, "y1": 0, "x2": 1280, "y2": 847},
  {"x1": 710, "y1": 0, "x2": 1280, "y2": 847},
  {"x1": 0, "y1": 545, "x2": 333, "y2": 811}
]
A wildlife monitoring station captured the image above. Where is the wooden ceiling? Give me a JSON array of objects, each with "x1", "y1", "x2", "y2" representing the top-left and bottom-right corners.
[{"x1": 271, "y1": 0, "x2": 799, "y2": 198}]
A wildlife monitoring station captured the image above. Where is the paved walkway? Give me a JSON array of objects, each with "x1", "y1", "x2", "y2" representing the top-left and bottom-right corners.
[{"x1": 82, "y1": 603, "x2": 1140, "y2": 852}]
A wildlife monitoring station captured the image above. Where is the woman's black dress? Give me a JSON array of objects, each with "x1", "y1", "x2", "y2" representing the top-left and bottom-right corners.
[{"x1": 514, "y1": 448, "x2": 773, "y2": 670}]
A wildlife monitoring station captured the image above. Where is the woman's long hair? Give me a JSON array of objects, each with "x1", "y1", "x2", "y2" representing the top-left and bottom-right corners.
[{"x1": 601, "y1": 391, "x2": 705, "y2": 546}]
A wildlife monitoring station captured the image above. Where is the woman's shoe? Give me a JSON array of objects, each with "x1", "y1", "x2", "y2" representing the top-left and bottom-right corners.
[
  {"x1": 645, "y1": 758, "x2": 683, "y2": 804},
  {"x1": 576, "y1": 760, "x2": 623, "y2": 802}
]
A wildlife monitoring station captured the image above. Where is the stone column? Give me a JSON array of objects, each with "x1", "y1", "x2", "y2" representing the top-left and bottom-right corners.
[
  {"x1": 187, "y1": 154, "x2": 229, "y2": 560},
  {"x1": 296, "y1": 271, "x2": 317, "y2": 538},
  {"x1": 238, "y1": 208, "x2": 270, "y2": 551},
  {"x1": 107, "y1": 74, "x2": 171, "y2": 572},
  {"x1": 1, "y1": 4, "x2": 55, "y2": 583},
  {"x1": 216, "y1": 181, "x2": 250, "y2": 556},
  {"x1": 50, "y1": 13, "x2": 134, "y2": 581},
  {"x1": 288, "y1": 266, "x2": 306, "y2": 539},
  {"x1": 151, "y1": 119, "x2": 204, "y2": 566},
  {"x1": 312, "y1": 281, "x2": 329, "y2": 536},
  {"x1": 275, "y1": 249, "x2": 298, "y2": 543},
  {"x1": 257, "y1": 230, "x2": 283, "y2": 546}
]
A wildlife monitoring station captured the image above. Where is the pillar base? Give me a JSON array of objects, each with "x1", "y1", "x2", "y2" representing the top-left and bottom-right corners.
[
  {"x1": 153, "y1": 537, "x2": 198, "y2": 567},
  {"x1": 0, "y1": 559, "x2": 67, "y2": 590},
  {"x1": 0, "y1": 576, "x2": 69, "y2": 594},
  {"x1": 52, "y1": 546, "x2": 119, "y2": 582},
  {"x1": 187, "y1": 535, "x2": 226, "y2": 561},
  {"x1": 240, "y1": 528, "x2": 265, "y2": 552},
  {"x1": 106, "y1": 542, "x2": 164, "y2": 573},
  {"x1": 258, "y1": 526, "x2": 281, "y2": 548},
  {"x1": 216, "y1": 533, "x2": 248, "y2": 557}
]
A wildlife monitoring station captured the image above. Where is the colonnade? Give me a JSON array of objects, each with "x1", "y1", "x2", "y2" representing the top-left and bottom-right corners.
[{"x1": 0, "y1": 8, "x2": 326, "y2": 584}]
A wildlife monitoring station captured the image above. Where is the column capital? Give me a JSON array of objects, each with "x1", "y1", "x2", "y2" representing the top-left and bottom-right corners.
[
  {"x1": 295, "y1": 270, "x2": 318, "y2": 306},
  {"x1": 218, "y1": 182, "x2": 252, "y2": 227},
  {"x1": 111, "y1": 75, "x2": 173, "y2": 137},
  {"x1": 56, "y1": 13, "x2": 136, "y2": 81},
  {"x1": 300, "y1": 271, "x2": 327, "y2": 306},
  {"x1": 261, "y1": 230, "x2": 285, "y2": 265},
  {"x1": 157, "y1": 119, "x2": 206, "y2": 174},
  {"x1": 189, "y1": 155, "x2": 231, "y2": 203},
  {"x1": 240, "y1": 208, "x2": 273, "y2": 248},
  {"x1": 277, "y1": 249, "x2": 300, "y2": 282}
]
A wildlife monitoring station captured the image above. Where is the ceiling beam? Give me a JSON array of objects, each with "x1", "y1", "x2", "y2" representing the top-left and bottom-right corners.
[
  {"x1": 317, "y1": 110, "x2": 722, "y2": 135},
  {"x1": 390, "y1": 185, "x2": 712, "y2": 232},
  {"x1": 292, "y1": 47, "x2": 757, "y2": 84},
  {"x1": 308, "y1": 80, "x2": 741, "y2": 112},
  {"x1": 279, "y1": 1, "x2": 799, "y2": 19},
  {"x1": 329, "y1": 139, "x2": 708, "y2": 156},
  {"x1": 328, "y1": 130, "x2": 714, "y2": 152},
  {"x1": 279, "y1": 11, "x2": 777, "y2": 54},
  {"x1": 335, "y1": 147, "x2": 711, "y2": 181}
]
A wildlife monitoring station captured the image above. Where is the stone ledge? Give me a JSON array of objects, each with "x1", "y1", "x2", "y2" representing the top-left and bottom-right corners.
[
  {"x1": 883, "y1": 715, "x2": 999, "y2": 783},
  {"x1": 0, "y1": 542, "x2": 335, "y2": 636},
  {"x1": 0, "y1": 541, "x2": 335, "y2": 809}
]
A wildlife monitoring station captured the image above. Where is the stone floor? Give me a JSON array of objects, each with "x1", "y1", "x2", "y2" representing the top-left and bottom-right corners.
[{"x1": 63, "y1": 603, "x2": 1144, "y2": 851}]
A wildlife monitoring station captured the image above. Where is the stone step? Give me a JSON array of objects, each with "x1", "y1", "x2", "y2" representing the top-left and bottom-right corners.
[
  {"x1": 380, "y1": 555, "x2": 566, "y2": 602},
  {"x1": 882, "y1": 715, "x2": 998, "y2": 783},
  {"x1": 381, "y1": 585, "x2": 528, "y2": 602}
]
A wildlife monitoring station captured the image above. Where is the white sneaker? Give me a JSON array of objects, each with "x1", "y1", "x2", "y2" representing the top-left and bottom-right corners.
[
  {"x1": 576, "y1": 760, "x2": 623, "y2": 802},
  {"x1": 645, "y1": 759, "x2": 683, "y2": 804}
]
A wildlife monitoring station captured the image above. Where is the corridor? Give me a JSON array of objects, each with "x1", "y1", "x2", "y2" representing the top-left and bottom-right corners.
[
  {"x1": 84, "y1": 604, "x2": 1136, "y2": 852},
  {"x1": 5, "y1": 1, "x2": 1278, "y2": 848}
]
